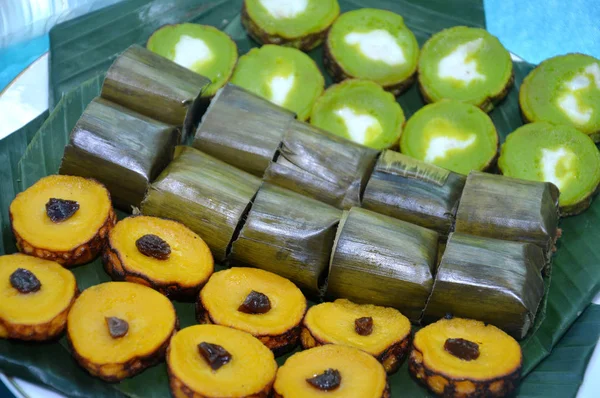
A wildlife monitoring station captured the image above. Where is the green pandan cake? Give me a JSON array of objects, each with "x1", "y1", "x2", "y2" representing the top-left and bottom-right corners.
[
  {"x1": 324, "y1": 8, "x2": 419, "y2": 95},
  {"x1": 418, "y1": 26, "x2": 513, "y2": 112},
  {"x1": 230, "y1": 45, "x2": 324, "y2": 121},
  {"x1": 146, "y1": 24, "x2": 238, "y2": 97},
  {"x1": 399, "y1": 100, "x2": 498, "y2": 175},
  {"x1": 310, "y1": 79, "x2": 405, "y2": 150},
  {"x1": 520, "y1": 54, "x2": 600, "y2": 142},
  {"x1": 242, "y1": 0, "x2": 340, "y2": 51},
  {"x1": 498, "y1": 122, "x2": 600, "y2": 216}
]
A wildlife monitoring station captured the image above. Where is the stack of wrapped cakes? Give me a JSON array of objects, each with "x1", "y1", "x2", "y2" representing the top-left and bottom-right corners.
[{"x1": 58, "y1": 46, "x2": 560, "y2": 341}]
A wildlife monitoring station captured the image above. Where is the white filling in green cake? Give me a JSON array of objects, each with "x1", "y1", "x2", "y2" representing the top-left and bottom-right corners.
[
  {"x1": 269, "y1": 75, "x2": 296, "y2": 106},
  {"x1": 438, "y1": 38, "x2": 485, "y2": 84},
  {"x1": 344, "y1": 30, "x2": 406, "y2": 66},
  {"x1": 259, "y1": 0, "x2": 308, "y2": 19},
  {"x1": 172, "y1": 35, "x2": 214, "y2": 70},
  {"x1": 334, "y1": 107, "x2": 383, "y2": 144},
  {"x1": 557, "y1": 63, "x2": 600, "y2": 125},
  {"x1": 540, "y1": 147, "x2": 577, "y2": 191},
  {"x1": 424, "y1": 134, "x2": 477, "y2": 163}
]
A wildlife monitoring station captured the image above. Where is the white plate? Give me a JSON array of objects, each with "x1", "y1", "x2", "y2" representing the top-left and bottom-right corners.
[{"x1": 0, "y1": 53, "x2": 49, "y2": 140}]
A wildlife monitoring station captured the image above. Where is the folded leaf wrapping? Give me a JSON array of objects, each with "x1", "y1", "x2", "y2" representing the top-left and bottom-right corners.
[
  {"x1": 327, "y1": 207, "x2": 439, "y2": 321},
  {"x1": 455, "y1": 171, "x2": 560, "y2": 261},
  {"x1": 101, "y1": 45, "x2": 211, "y2": 142},
  {"x1": 264, "y1": 120, "x2": 379, "y2": 209},
  {"x1": 229, "y1": 183, "x2": 342, "y2": 296},
  {"x1": 140, "y1": 146, "x2": 262, "y2": 262},
  {"x1": 193, "y1": 84, "x2": 295, "y2": 177},
  {"x1": 59, "y1": 97, "x2": 180, "y2": 210},
  {"x1": 362, "y1": 150, "x2": 466, "y2": 236},
  {"x1": 423, "y1": 232, "x2": 546, "y2": 339}
]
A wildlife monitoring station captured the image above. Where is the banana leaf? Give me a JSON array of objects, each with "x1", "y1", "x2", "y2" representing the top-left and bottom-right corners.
[
  {"x1": 193, "y1": 84, "x2": 295, "y2": 176},
  {"x1": 362, "y1": 150, "x2": 466, "y2": 236},
  {"x1": 327, "y1": 207, "x2": 439, "y2": 321},
  {"x1": 229, "y1": 183, "x2": 342, "y2": 297},
  {"x1": 0, "y1": 111, "x2": 48, "y2": 255},
  {"x1": 101, "y1": 45, "x2": 211, "y2": 142},
  {"x1": 59, "y1": 97, "x2": 180, "y2": 210},
  {"x1": 141, "y1": 146, "x2": 262, "y2": 262},
  {"x1": 0, "y1": 61, "x2": 598, "y2": 398},
  {"x1": 265, "y1": 120, "x2": 380, "y2": 209},
  {"x1": 0, "y1": 0, "x2": 592, "y2": 396}
]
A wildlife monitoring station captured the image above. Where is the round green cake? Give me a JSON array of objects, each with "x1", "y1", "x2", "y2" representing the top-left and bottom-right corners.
[
  {"x1": 310, "y1": 79, "x2": 405, "y2": 149},
  {"x1": 146, "y1": 23, "x2": 238, "y2": 97},
  {"x1": 399, "y1": 100, "x2": 498, "y2": 174},
  {"x1": 324, "y1": 8, "x2": 419, "y2": 95},
  {"x1": 242, "y1": 0, "x2": 340, "y2": 51},
  {"x1": 418, "y1": 26, "x2": 513, "y2": 112},
  {"x1": 498, "y1": 122, "x2": 600, "y2": 215},
  {"x1": 230, "y1": 45, "x2": 324, "y2": 121},
  {"x1": 520, "y1": 53, "x2": 600, "y2": 142}
]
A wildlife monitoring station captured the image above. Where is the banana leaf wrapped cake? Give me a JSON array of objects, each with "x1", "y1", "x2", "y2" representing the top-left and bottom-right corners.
[
  {"x1": 362, "y1": 150, "x2": 466, "y2": 236},
  {"x1": 193, "y1": 84, "x2": 295, "y2": 177},
  {"x1": 455, "y1": 171, "x2": 560, "y2": 261},
  {"x1": 264, "y1": 120, "x2": 379, "y2": 209},
  {"x1": 60, "y1": 97, "x2": 180, "y2": 210},
  {"x1": 423, "y1": 232, "x2": 545, "y2": 339},
  {"x1": 326, "y1": 207, "x2": 439, "y2": 322},
  {"x1": 229, "y1": 183, "x2": 341, "y2": 297},
  {"x1": 101, "y1": 45, "x2": 211, "y2": 141},
  {"x1": 141, "y1": 146, "x2": 262, "y2": 262}
]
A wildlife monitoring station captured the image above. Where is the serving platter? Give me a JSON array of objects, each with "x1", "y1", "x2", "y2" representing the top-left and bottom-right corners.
[{"x1": 0, "y1": 0, "x2": 599, "y2": 397}]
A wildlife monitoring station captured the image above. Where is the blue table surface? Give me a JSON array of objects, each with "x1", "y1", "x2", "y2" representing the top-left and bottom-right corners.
[{"x1": 0, "y1": 0, "x2": 599, "y2": 93}]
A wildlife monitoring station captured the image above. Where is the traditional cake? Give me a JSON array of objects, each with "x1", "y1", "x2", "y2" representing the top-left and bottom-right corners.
[
  {"x1": 324, "y1": 8, "x2": 419, "y2": 95},
  {"x1": 230, "y1": 45, "x2": 324, "y2": 121},
  {"x1": 499, "y1": 122, "x2": 600, "y2": 215},
  {"x1": 301, "y1": 299, "x2": 411, "y2": 373},
  {"x1": 241, "y1": 0, "x2": 340, "y2": 51},
  {"x1": 10, "y1": 175, "x2": 116, "y2": 266},
  {"x1": 197, "y1": 268, "x2": 307, "y2": 355},
  {"x1": 520, "y1": 53, "x2": 600, "y2": 141},
  {"x1": 167, "y1": 324, "x2": 277, "y2": 398},
  {"x1": 418, "y1": 27, "x2": 513, "y2": 112},
  {"x1": 0, "y1": 254, "x2": 77, "y2": 341},
  {"x1": 410, "y1": 317, "x2": 522, "y2": 397},
  {"x1": 273, "y1": 344, "x2": 390, "y2": 397},
  {"x1": 67, "y1": 282, "x2": 177, "y2": 381},
  {"x1": 399, "y1": 100, "x2": 498, "y2": 174},
  {"x1": 147, "y1": 23, "x2": 238, "y2": 97},
  {"x1": 310, "y1": 79, "x2": 405, "y2": 150},
  {"x1": 103, "y1": 216, "x2": 214, "y2": 300}
]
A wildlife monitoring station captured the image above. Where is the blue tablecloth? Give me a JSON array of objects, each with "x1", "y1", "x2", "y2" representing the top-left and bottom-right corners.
[
  {"x1": 484, "y1": 0, "x2": 599, "y2": 63},
  {"x1": 1, "y1": 0, "x2": 599, "y2": 93}
]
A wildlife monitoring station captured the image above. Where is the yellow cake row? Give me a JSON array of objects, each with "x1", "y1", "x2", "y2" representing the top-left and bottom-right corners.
[
  {"x1": 1, "y1": 249, "x2": 522, "y2": 398},
  {"x1": 8, "y1": 174, "x2": 215, "y2": 298}
]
